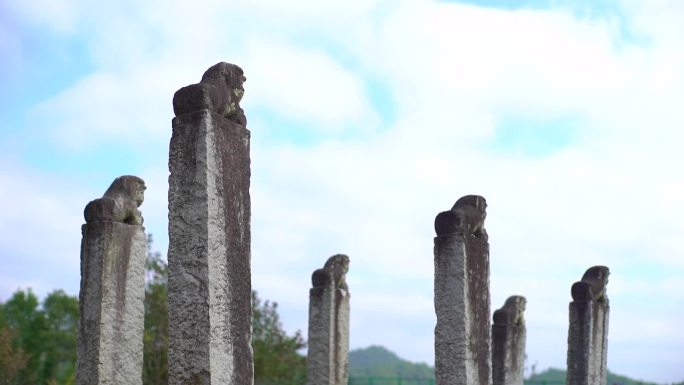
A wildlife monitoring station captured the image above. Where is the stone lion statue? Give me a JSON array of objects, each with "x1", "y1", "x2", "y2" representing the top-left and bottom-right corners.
[
  {"x1": 571, "y1": 265, "x2": 609, "y2": 303},
  {"x1": 172, "y1": 62, "x2": 247, "y2": 125},
  {"x1": 493, "y1": 295, "x2": 526, "y2": 326},
  {"x1": 434, "y1": 195, "x2": 487, "y2": 239},
  {"x1": 84, "y1": 175, "x2": 146, "y2": 225},
  {"x1": 312, "y1": 254, "x2": 350, "y2": 291}
]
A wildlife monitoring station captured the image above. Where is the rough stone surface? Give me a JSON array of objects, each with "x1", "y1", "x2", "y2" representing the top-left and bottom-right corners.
[
  {"x1": 168, "y1": 62, "x2": 252, "y2": 385},
  {"x1": 492, "y1": 296, "x2": 527, "y2": 385},
  {"x1": 307, "y1": 255, "x2": 350, "y2": 385},
  {"x1": 567, "y1": 266, "x2": 610, "y2": 385},
  {"x1": 76, "y1": 176, "x2": 147, "y2": 385},
  {"x1": 434, "y1": 195, "x2": 491, "y2": 385}
]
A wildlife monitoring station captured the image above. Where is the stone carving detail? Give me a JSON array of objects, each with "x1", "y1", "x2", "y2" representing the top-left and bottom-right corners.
[
  {"x1": 567, "y1": 266, "x2": 610, "y2": 385},
  {"x1": 308, "y1": 254, "x2": 351, "y2": 385},
  {"x1": 76, "y1": 176, "x2": 147, "y2": 385},
  {"x1": 492, "y1": 296, "x2": 527, "y2": 385},
  {"x1": 493, "y1": 296, "x2": 526, "y2": 326},
  {"x1": 172, "y1": 62, "x2": 247, "y2": 125},
  {"x1": 312, "y1": 254, "x2": 350, "y2": 290},
  {"x1": 434, "y1": 195, "x2": 491, "y2": 385},
  {"x1": 434, "y1": 195, "x2": 488, "y2": 239},
  {"x1": 84, "y1": 175, "x2": 146, "y2": 225},
  {"x1": 571, "y1": 266, "x2": 609, "y2": 303}
]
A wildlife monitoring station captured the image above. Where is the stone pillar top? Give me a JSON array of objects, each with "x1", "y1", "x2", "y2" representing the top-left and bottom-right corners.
[
  {"x1": 434, "y1": 195, "x2": 487, "y2": 239},
  {"x1": 83, "y1": 175, "x2": 146, "y2": 225},
  {"x1": 172, "y1": 62, "x2": 247, "y2": 125},
  {"x1": 571, "y1": 266, "x2": 610, "y2": 303},
  {"x1": 311, "y1": 254, "x2": 350, "y2": 291},
  {"x1": 493, "y1": 296, "x2": 526, "y2": 326}
]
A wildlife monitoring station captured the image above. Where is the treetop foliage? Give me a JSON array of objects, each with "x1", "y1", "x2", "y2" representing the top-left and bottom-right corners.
[{"x1": 0, "y1": 234, "x2": 307, "y2": 385}]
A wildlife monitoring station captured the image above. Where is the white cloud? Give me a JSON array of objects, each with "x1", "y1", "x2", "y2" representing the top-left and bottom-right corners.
[
  {"x1": 242, "y1": 39, "x2": 377, "y2": 132},
  {"x1": 246, "y1": 2, "x2": 684, "y2": 381},
  {"x1": 0, "y1": 165, "x2": 90, "y2": 300},
  {"x1": 28, "y1": 65, "x2": 179, "y2": 149}
]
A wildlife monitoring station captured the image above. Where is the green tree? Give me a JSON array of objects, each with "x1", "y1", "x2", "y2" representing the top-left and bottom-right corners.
[
  {"x1": 143, "y1": 235, "x2": 168, "y2": 385},
  {"x1": 0, "y1": 288, "x2": 78, "y2": 385},
  {"x1": 140, "y1": 237, "x2": 307, "y2": 385},
  {"x1": 1, "y1": 289, "x2": 45, "y2": 384},
  {"x1": 252, "y1": 292, "x2": 306, "y2": 385},
  {"x1": 1, "y1": 236, "x2": 306, "y2": 385},
  {"x1": 0, "y1": 326, "x2": 29, "y2": 385},
  {"x1": 40, "y1": 290, "x2": 78, "y2": 385}
]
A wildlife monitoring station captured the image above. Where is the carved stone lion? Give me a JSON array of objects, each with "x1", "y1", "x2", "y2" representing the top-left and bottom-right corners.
[
  {"x1": 493, "y1": 295, "x2": 526, "y2": 326},
  {"x1": 172, "y1": 62, "x2": 247, "y2": 125},
  {"x1": 312, "y1": 254, "x2": 350, "y2": 291},
  {"x1": 84, "y1": 175, "x2": 146, "y2": 225},
  {"x1": 434, "y1": 195, "x2": 487, "y2": 239},
  {"x1": 571, "y1": 265, "x2": 609, "y2": 303}
]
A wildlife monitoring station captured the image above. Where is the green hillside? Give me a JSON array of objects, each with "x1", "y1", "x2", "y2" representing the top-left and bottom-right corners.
[
  {"x1": 527, "y1": 368, "x2": 682, "y2": 385},
  {"x1": 348, "y1": 346, "x2": 435, "y2": 380},
  {"x1": 348, "y1": 346, "x2": 683, "y2": 385}
]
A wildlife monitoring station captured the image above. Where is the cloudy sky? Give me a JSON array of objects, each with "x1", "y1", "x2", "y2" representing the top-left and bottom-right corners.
[{"x1": 1, "y1": 0, "x2": 683, "y2": 382}]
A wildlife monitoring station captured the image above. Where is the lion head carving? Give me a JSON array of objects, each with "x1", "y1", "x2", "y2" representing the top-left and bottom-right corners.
[
  {"x1": 493, "y1": 295, "x2": 526, "y2": 326},
  {"x1": 312, "y1": 254, "x2": 350, "y2": 291},
  {"x1": 173, "y1": 62, "x2": 247, "y2": 125},
  {"x1": 84, "y1": 175, "x2": 146, "y2": 225},
  {"x1": 434, "y1": 195, "x2": 487, "y2": 239},
  {"x1": 571, "y1": 265, "x2": 609, "y2": 303}
]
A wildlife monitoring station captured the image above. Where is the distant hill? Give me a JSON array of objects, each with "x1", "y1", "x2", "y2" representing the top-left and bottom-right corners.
[
  {"x1": 348, "y1": 347, "x2": 683, "y2": 385},
  {"x1": 527, "y1": 368, "x2": 683, "y2": 385},
  {"x1": 348, "y1": 345, "x2": 434, "y2": 379}
]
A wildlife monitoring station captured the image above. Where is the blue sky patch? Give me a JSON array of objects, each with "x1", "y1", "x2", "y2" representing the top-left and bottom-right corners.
[
  {"x1": 445, "y1": 0, "x2": 649, "y2": 47},
  {"x1": 491, "y1": 114, "x2": 580, "y2": 156}
]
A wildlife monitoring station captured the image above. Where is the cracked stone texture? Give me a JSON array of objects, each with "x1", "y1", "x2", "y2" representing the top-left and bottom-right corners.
[
  {"x1": 76, "y1": 220, "x2": 146, "y2": 385},
  {"x1": 307, "y1": 256, "x2": 350, "y2": 385},
  {"x1": 168, "y1": 107, "x2": 252, "y2": 385},
  {"x1": 567, "y1": 269, "x2": 610, "y2": 385},
  {"x1": 434, "y1": 196, "x2": 491, "y2": 385},
  {"x1": 492, "y1": 296, "x2": 526, "y2": 385}
]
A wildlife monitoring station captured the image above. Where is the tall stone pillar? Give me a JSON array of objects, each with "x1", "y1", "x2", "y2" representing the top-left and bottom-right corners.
[
  {"x1": 492, "y1": 296, "x2": 527, "y2": 385},
  {"x1": 76, "y1": 176, "x2": 147, "y2": 385},
  {"x1": 434, "y1": 195, "x2": 491, "y2": 385},
  {"x1": 567, "y1": 266, "x2": 610, "y2": 385},
  {"x1": 307, "y1": 254, "x2": 350, "y2": 385},
  {"x1": 168, "y1": 62, "x2": 253, "y2": 385}
]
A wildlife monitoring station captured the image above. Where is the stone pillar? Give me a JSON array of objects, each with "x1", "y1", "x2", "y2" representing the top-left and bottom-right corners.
[
  {"x1": 492, "y1": 296, "x2": 527, "y2": 385},
  {"x1": 307, "y1": 254, "x2": 350, "y2": 385},
  {"x1": 434, "y1": 195, "x2": 491, "y2": 385},
  {"x1": 567, "y1": 266, "x2": 610, "y2": 385},
  {"x1": 76, "y1": 176, "x2": 147, "y2": 385},
  {"x1": 168, "y1": 62, "x2": 253, "y2": 385}
]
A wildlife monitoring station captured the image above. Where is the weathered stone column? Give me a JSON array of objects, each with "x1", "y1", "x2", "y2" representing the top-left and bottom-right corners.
[
  {"x1": 168, "y1": 62, "x2": 253, "y2": 385},
  {"x1": 307, "y1": 254, "x2": 350, "y2": 385},
  {"x1": 567, "y1": 266, "x2": 610, "y2": 385},
  {"x1": 76, "y1": 176, "x2": 147, "y2": 385},
  {"x1": 492, "y1": 296, "x2": 527, "y2": 385},
  {"x1": 434, "y1": 195, "x2": 491, "y2": 385}
]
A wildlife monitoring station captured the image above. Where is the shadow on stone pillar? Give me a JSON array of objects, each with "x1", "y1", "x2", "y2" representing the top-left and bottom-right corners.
[
  {"x1": 168, "y1": 62, "x2": 253, "y2": 385},
  {"x1": 492, "y1": 296, "x2": 527, "y2": 385},
  {"x1": 567, "y1": 266, "x2": 610, "y2": 385},
  {"x1": 76, "y1": 176, "x2": 147, "y2": 385},
  {"x1": 307, "y1": 254, "x2": 350, "y2": 385},
  {"x1": 434, "y1": 195, "x2": 492, "y2": 385}
]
